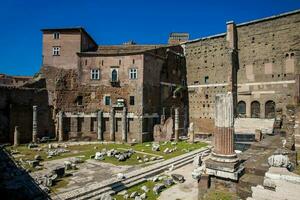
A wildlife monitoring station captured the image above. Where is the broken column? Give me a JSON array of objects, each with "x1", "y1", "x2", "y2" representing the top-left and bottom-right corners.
[
  {"x1": 205, "y1": 93, "x2": 243, "y2": 180},
  {"x1": 32, "y1": 105, "x2": 38, "y2": 143},
  {"x1": 110, "y1": 108, "x2": 115, "y2": 141},
  {"x1": 14, "y1": 126, "x2": 20, "y2": 146},
  {"x1": 58, "y1": 111, "x2": 64, "y2": 142},
  {"x1": 188, "y1": 122, "x2": 195, "y2": 143},
  {"x1": 174, "y1": 107, "x2": 179, "y2": 141},
  {"x1": 97, "y1": 110, "x2": 103, "y2": 140},
  {"x1": 122, "y1": 107, "x2": 127, "y2": 142}
]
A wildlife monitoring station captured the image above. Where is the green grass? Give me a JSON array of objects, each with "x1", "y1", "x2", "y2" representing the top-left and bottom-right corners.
[
  {"x1": 6, "y1": 141, "x2": 207, "y2": 169},
  {"x1": 113, "y1": 178, "x2": 174, "y2": 200},
  {"x1": 203, "y1": 190, "x2": 238, "y2": 200},
  {"x1": 51, "y1": 178, "x2": 70, "y2": 193}
]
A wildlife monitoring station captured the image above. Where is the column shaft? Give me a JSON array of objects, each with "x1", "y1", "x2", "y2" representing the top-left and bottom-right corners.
[
  {"x1": 174, "y1": 108, "x2": 179, "y2": 141},
  {"x1": 122, "y1": 107, "x2": 127, "y2": 142},
  {"x1": 110, "y1": 108, "x2": 115, "y2": 141},
  {"x1": 97, "y1": 110, "x2": 103, "y2": 140},
  {"x1": 58, "y1": 111, "x2": 64, "y2": 142},
  {"x1": 32, "y1": 105, "x2": 38, "y2": 143}
]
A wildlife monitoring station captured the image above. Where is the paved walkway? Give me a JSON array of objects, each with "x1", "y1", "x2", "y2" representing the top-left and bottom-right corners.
[{"x1": 159, "y1": 163, "x2": 198, "y2": 200}]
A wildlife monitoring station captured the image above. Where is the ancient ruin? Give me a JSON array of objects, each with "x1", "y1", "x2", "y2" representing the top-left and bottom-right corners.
[{"x1": 0, "y1": 7, "x2": 300, "y2": 200}]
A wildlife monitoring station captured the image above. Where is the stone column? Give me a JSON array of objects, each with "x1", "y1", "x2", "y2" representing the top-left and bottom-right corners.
[
  {"x1": 122, "y1": 107, "x2": 128, "y2": 142},
  {"x1": 58, "y1": 111, "x2": 64, "y2": 142},
  {"x1": 109, "y1": 108, "x2": 115, "y2": 141},
  {"x1": 14, "y1": 126, "x2": 20, "y2": 146},
  {"x1": 97, "y1": 110, "x2": 103, "y2": 140},
  {"x1": 213, "y1": 93, "x2": 235, "y2": 156},
  {"x1": 174, "y1": 107, "x2": 179, "y2": 141},
  {"x1": 188, "y1": 122, "x2": 194, "y2": 143},
  {"x1": 205, "y1": 93, "x2": 243, "y2": 181},
  {"x1": 161, "y1": 107, "x2": 166, "y2": 124},
  {"x1": 32, "y1": 105, "x2": 38, "y2": 143}
]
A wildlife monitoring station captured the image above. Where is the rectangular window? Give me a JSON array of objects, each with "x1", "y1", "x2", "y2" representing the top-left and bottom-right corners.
[
  {"x1": 52, "y1": 46, "x2": 60, "y2": 56},
  {"x1": 130, "y1": 96, "x2": 135, "y2": 105},
  {"x1": 90, "y1": 69, "x2": 100, "y2": 80},
  {"x1": 77, "y1": 96, "x2": 83, "y2": 106},
  {"x1": 53, "y1": 32, "x2": 60, "y2": 39},
  {"x1": 129, "y1": 68, "x2": 138, "y2": 79},
  {"x1": 204, "y1": 76, "x2": 209, "y2": 84},
  {"x1": 104, "y1": 96, "x2": 111, "y2": 105}
]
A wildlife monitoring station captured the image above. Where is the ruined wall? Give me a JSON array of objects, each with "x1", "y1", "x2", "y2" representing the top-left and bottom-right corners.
[
  {"x1": 0, "y1": 86, "x2": 54, "y2": 144},
  {"x1": 185, "y1": 35, "x2": 231, "y2": 134},
  {"x1": 236, "y1": 11, "x2": 300, "y2": 118}
]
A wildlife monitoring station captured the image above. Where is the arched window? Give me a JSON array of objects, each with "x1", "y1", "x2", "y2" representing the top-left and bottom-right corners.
[
  {"x1": 237, "y1": 101, "x2": 246, "y2": 116},
  {"x1": 111, "y1": 69, "x2": 118, "y2": 82},
  {"x1": 265, "y1": 100, "x2": 275, "y2": 119},
  {"x1": 251, "y1": 101, "x2": 260, "y2": 118}
]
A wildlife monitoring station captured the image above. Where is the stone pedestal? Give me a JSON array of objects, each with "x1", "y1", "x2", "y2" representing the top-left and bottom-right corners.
[
  {"x1": 174, "y1": 107, "x2": 179, "y2": 141},
  {"x1": 32, "y1": 105, "x2": 38, "y2": 143},
  {"x1": 14, "y1": 126, "x2": 20, "y2": 146},
  {"x1": 58, "y1": 111, "x2": 64, "y2": 142},
  {"x1": 205, "y1": 93, "x2": 243, "y2": 181},
  {"x1": 97, "y1": 110, "x2": 103, "y2": 140},
  {"x1": 122, "y1": 107, "x2": 127, "y2": 142},
  {"x1": 110, "y1": 108, "x2": 115, "y2": 141}
]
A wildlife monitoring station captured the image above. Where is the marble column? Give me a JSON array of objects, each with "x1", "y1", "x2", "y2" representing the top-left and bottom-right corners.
[
  {"x1": 14, "y1": 126, "x2": 20, "y2": 146},
  {"x1": 109, "y1": 108, "x2": 115, "y2": 141},
  {"x1": 213, "y1": 93, "x2": 235, "y2": 156},
  {"x1": 188, "y1": 122, "x2": 194, "y2": 143},
  {"x1": 32, "y1": 105, "x2": 38, "y2": 143},
  {"x1": 97, "y1": 110, "x2": 103, "y2": 140},
  {"x1": 174, "y1": 107, "x2": 179, "y2": 141},
  {"x1": 58, "y1": 111, "x2": 64, "y2": 142},
  {"x1": 122, "y1": 107, "x2": 128, "y2": 142}
]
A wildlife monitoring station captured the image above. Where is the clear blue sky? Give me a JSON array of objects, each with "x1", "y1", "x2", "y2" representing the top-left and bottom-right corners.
[{"x1": 0, "y1": 0, "x2": 299, "y2": 76}]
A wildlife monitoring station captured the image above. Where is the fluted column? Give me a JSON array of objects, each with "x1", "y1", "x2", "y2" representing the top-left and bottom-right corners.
[
  {"x1": 122, "y1": 107, "x2": 127, "y2": 142},
  {"x1": 32, "y1": 105, "x2": 38, "y2": 143},
  {"x1": 213, "y1": 93, "x2": 235, "y2": 156},
  {"x1": 109, "y1": 108, "x2": 115, "y2": 141},
  {"x1": 58, "y1": 111, "x2": 64, "y2": 142},
  {"x1": 97, "y1": 110, "x2": 103, "y2": 140},
  {"x1": 174, "y1": 107, "x2": 179, "y2": 141}
]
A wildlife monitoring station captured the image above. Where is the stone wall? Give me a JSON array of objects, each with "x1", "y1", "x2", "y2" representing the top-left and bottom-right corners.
[
  {"x1": 185, "y1": 10, "x2": 300, "y2": 135},
  {"x1": 0, "y1": 84, "x2": 54, "y2": 144}
]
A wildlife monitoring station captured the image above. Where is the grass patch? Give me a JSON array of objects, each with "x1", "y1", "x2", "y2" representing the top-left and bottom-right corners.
[
  {"x1": 203, "y1": 190, "x2": 238, "y2": 200},
  {"x1": 6, "y1": 141, "x2": 207, "y2": 169},
  {"x1": 51, "y1": 178, "x2": 69, "y2": 193}
]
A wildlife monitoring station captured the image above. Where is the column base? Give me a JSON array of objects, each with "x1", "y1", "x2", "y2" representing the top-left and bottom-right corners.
[{"x1": 205, "y1": 157, "x2": 244, "y2": 181}]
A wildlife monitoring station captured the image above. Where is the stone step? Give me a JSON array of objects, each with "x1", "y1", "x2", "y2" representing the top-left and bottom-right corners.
[
  {"x1": 76, "y1": 152, "x2": 198, "y2": 200},
  {"x1": 54, "y1": 147, "x2": 211, "y2": 200}
]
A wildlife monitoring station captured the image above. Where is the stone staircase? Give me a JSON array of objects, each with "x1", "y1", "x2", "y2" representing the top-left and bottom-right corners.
[{"x1": 53, "y1": 146, "x2": 211, "y2": 200}]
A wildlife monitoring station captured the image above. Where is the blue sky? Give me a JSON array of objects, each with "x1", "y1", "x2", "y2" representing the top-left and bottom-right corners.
[{"x1": 0, "y1": 0, "x2": 299, "y2": 76}]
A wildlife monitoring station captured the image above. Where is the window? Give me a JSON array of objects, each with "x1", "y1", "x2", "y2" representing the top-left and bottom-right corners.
[
  {"x1": 111, "y1": 69, "x2": 118, "y2": 82},
  {"x1": 130, "y1": 96, "x2": 135, "y2": 105},
  {"x1": 53, "y1": 32, "x2": 60, "y2": 39},
  {"x1": 204, "y1": 76, "x2": 209, "y2": 84},
  {"x1": 129, "y1": 68, "x2": 138, "y2": 79},
  {"x1": 104, "y1": 96, "x2": 111, "y2": 105},
  {"x1": 90, "y1": 69, "x2": 100, "y2": 80},
  {"x1": 52, "y1": 46, "x2": 60, "y2": 56},
  {"x1": 76, "y1": 96, "x2": 83, "y2": 106}
]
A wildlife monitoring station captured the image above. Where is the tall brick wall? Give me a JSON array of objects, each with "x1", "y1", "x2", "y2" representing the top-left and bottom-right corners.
[{"x1": 185, "y1": 10, "x2": 300, "y2": 135}]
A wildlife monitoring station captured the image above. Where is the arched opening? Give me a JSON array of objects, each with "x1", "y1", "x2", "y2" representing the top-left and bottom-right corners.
[
  {"x1": 265, "y1": 100, "x2": 275, "y2": 119},
  {"x1": 237, "y1": 101, "x2": 246, "y2": 117},
  {"x1": 251, "y1": 101, "x2": 260, "y2": 118},
  {"x1": 111, "y1": 69, "x2": 118, "y2": 82}
]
